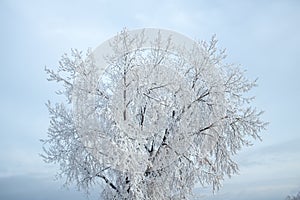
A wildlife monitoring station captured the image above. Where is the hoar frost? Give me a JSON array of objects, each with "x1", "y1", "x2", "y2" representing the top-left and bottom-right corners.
[{"x1": 42, "y1": 28, "x2": 267, "y2": 200}]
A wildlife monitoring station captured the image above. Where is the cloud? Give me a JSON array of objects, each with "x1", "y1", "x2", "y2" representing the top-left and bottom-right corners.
[
  {"x1": 194, "y1": 138, "x2": 300, "y2": 200},
  {"x1": 0, "y1": 175, "x2": 88, "y2": 200},
  {"x1": 236, "y1": 138, "x2": 300, "y2": 167}
]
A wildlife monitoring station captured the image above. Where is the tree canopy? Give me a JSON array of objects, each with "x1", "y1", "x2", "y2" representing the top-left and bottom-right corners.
[{"x1": 42, "y1": 28, "x2": 267, "y2": 199}]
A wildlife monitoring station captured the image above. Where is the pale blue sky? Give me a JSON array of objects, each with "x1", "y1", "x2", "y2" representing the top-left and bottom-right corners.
[{"x1": 0, "y1": 0, "x2": 300, "y2": 199}]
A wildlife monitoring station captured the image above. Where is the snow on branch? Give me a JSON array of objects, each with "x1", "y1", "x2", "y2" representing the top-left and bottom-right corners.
[{"x1": 42, "y1": 28, "x2": 267, "y2": 200}]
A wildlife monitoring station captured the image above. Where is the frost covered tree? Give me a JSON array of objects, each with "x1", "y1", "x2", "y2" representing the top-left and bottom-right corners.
[
  {"x1": 42, "y1": 28, "x2": 267, "y2": 199},
  {"x1": 286, "y1": 192, "x2": 300, "y2": 200}
]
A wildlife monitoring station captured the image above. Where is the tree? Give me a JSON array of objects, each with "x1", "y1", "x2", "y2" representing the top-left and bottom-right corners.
[
  {"x1": 42, "y1": 28, "x2": 267, "y2": 199},
  {"x1": 286, "y1": 192, "x2": 300, "y2": 200}
]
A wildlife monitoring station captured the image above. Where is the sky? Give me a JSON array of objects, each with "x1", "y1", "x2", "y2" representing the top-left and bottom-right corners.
[{"x1": 0, "y1": 0, "x2": 299, "y2": 199}]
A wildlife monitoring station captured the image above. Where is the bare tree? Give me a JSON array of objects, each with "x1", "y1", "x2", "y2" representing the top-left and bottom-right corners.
[{"x1": 42, "y1": 28, "x2": 267, "y2": 199}]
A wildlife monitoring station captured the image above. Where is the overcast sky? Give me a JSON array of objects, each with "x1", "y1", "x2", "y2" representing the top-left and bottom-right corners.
[{"x1": 0, "y1": 0, "x2": 300, "y2": 199}]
